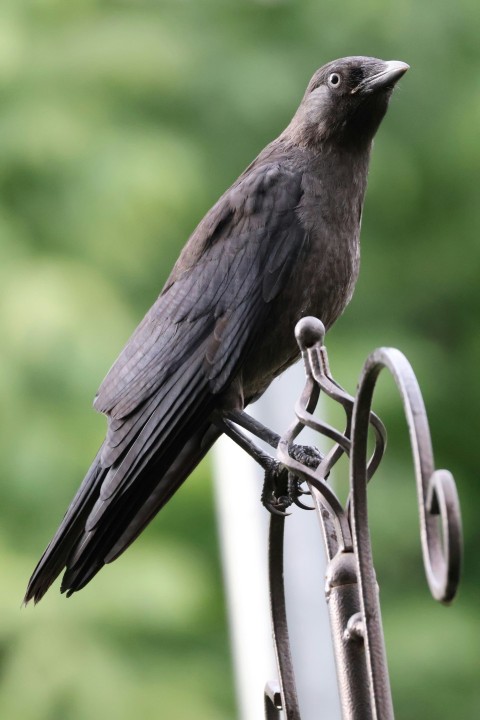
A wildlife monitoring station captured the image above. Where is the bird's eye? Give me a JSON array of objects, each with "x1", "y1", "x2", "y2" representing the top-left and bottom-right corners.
[{"x1": 328, "y1": 73, "x2": 341, "y2": 88}]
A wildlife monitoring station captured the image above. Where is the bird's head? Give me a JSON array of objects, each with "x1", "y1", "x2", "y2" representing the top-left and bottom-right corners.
[{"x1": 286, "y1": 56, "x2": 409, "y2": 149}]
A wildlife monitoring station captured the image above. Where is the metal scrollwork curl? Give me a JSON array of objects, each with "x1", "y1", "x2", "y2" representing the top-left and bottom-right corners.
[{"x1": 350, "y1": 347, "x2": 462, "y2": 606}]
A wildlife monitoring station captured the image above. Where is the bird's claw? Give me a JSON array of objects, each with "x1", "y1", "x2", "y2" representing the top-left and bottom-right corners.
[
  {"x1": 293, "y1": 496, "x2": 315, "y2": 511},
  {"x1": 266, "y1": 502, "x2": 291, "y2": 517},
  {"x1": 261, "y1": 458, "x2": 292, "y2": 516},
  {"x1": 288, "y1": 472, "x2": 314, "y2": 510},
  {"x1": 261, "y1": 456, "x2": 314, "y2": 515}
]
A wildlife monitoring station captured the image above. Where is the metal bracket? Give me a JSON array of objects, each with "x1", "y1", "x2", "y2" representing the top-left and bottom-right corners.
[{"x1": 264, "y1": 316, "x2": 462, "y2": 719}]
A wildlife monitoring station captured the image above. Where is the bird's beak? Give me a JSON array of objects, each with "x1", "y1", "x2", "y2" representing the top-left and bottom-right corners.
[{"x1": 352, "y1": 60, "x2": 409, "y2": 94}]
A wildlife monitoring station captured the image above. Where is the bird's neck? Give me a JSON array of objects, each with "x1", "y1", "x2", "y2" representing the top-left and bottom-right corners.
[{"x1": 281, "y1": 109, "x2": 375, "y2": 159}]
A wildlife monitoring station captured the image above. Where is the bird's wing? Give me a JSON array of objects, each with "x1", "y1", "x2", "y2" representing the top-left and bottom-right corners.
[
  {"x1": 26, "y1": 159, "x2": 309, "y2": 600},
  {"x1": 95, "y1": 159, "x2": 307, "y2": 469}
]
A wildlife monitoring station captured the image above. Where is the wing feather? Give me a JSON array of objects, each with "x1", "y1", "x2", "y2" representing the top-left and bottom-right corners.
[{"x1": 26, "y1": 154, "x2": 310, "y2": 598}]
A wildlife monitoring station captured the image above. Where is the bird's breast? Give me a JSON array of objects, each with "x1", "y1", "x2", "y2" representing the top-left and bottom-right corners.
[{"x1": 241, "y1": 157, "x2": 366, "y2": 402}]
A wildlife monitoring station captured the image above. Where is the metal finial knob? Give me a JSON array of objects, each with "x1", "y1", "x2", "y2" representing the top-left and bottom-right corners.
[{"x1": 295, "y1": 317, "x2": 326, "y2": 351}]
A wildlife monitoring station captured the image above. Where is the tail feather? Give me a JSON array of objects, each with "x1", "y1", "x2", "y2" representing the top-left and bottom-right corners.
[
  {"x1": 61, "y1": 421, "x2": 220, "y2": 594},
  {"x1": 24, "y1": 448, "x2": 107, "y2": 604},
  {"x1": 25, "y1": 332, "x2": 227, "y2": 602},
  {"x1": 106, "y1": 422, "x2": 220, "y2": 563},
  {"x1": 61, "y1": 386, "x2": 215, "y2": 590},
  {"x1": 99, "y1": 365, "x2": 206, "y2": 504},
  {"x1": 25, "y1": 395, "x2": 220, "y2": 600}
]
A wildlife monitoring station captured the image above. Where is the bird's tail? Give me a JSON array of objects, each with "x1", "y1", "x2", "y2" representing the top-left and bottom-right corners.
[
  {"x1": 24, "y1": 423, "x2": 220, "y2": 604},
  {"x1": 24, "y1": 447, "x2": 107, "y2": 604}
]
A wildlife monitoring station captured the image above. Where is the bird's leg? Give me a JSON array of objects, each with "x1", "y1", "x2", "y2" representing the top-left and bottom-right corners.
[
  {"x1": 220, "y1": 410, "x2": 323, "y2": 475},
  {"x1": 211, "y1": 413, "x2": 289, "y2": 516},
  {"x1": 223, "y1": 411, "x2": 320, "y2": 509},
  {"x1": 223, "y1": 409, "x2": 281, "y2": 450},
  {"x1": 212, "y1": 413, "x2": 275, "y2": 470},
  {"x1": 212, "y1": 411, "x2": 321, "y2": 516}
]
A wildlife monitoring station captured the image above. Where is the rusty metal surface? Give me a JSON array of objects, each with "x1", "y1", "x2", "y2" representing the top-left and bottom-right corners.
[{"x1": 262, "y1": 316, "x2": 462, "y2": 719}]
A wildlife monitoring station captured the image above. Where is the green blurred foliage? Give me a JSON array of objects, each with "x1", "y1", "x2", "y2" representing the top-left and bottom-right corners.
[{"x1": 1, "y1": 0, "x2": 479, "y2": 717}]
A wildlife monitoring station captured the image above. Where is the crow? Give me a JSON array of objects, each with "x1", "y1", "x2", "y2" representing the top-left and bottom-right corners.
[{"x1": 25, "y1": 56, "x2": 408, "y2": 602}]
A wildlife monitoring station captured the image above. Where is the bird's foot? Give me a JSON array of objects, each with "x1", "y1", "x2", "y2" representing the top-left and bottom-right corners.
[
  {"x1": 261, "y1": 445, "x2": 322, "y2": 515},
  {"x1": 261, "y1": 459, "x2": 291, "y2": 516},
  {"x1": 288, "y1": 443, "x2": 323, "y2": 471},
  {"x1": 287, "y1": 444, "x2": 323, "y2": 509}
]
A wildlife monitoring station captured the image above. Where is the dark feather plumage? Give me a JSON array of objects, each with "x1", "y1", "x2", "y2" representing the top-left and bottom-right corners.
[{"x1": 25, "y1": 56, "x2": 408, "y2": 603}]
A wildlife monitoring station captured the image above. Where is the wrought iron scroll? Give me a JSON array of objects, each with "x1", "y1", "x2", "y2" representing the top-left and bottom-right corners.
[{"x1": 265, "y1": 316, "x2": 462, "y2": 720}]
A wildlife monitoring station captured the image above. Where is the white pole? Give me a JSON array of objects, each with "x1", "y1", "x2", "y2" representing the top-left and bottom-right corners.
[{"x1": 213, "y1": 362, "x2": 341, "y2": 719}]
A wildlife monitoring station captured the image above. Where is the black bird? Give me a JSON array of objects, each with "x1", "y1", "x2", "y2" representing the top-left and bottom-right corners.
[{"x1": 25, "y1": 56, "x2": 408, "y2": 603}]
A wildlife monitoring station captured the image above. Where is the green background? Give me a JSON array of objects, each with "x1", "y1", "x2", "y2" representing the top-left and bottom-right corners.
[{"x1": 1, "y1": 1, "x2": 479, "y2": 718}]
